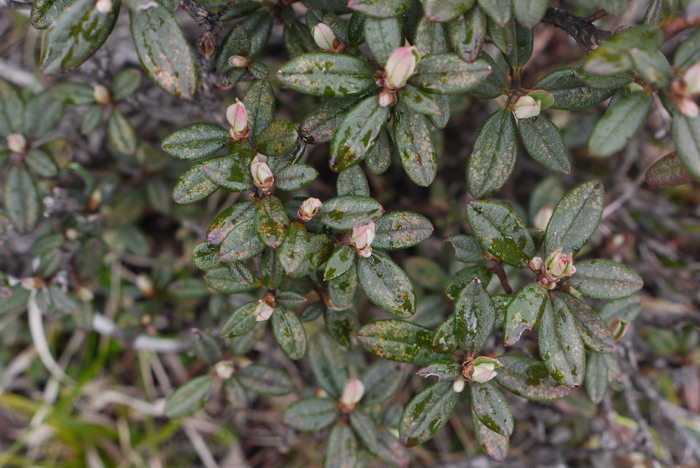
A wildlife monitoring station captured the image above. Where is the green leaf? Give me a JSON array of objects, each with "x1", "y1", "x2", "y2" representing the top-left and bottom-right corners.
[
  {"x1": 674, "y1": 28, "x2": 700, "y2": 70},
  {"x1": 347, "y1": 0, "x2": 411, "y2": 18},
  {"x1": 470, "y1": 381, "x2": 513, "y2": 436},
  {"x1": 366, "y1": 128, "x2": 393, "y2": 174},
  {"x1": 466, "y1": 200, "x2": 535, "y2": 268},
  {"x1": 192, "y1": 242, "x2": 220, "y2": 271},
  {"x1": 349, "y1": 410, "x2": 379, "y2": 455},
  {"x1": 220, "y1": 215, "x2": 265, "y2": 262},
  {"x1": 504, "y1": 20, "x2": 533, "y2": 69},
  {"x1": 111, "y1": 68, "x2": 141, "y2": 101},
  {"x1": 361, "y1": 360, "x2": 404, "y2": 405},
  {"x1": 412, "y1": 54, "x2": 492, "y2": 94},
  {"x1": 445, "y1": 266, "x2": 492, "y2": 300},
  {"x1": 276, "y1": 291, "x2": 307, "y2": 309},
  {"x1": 216, "y1": 24, "x2": 251, "y2": 74},
  {"x1": 455, "y1": 278, "x2": 495, "y2": 354},
  {"x1": 272, "y1": 306, "x2": 307, "y2": 360},
  {"x1": 0, "y1": 80, "x2": 23, "y2": 137},
  {"x1": 300, "y1": 97, "x2": 359, "y2": 144},
  {"x1": 629, "y1": 48, "x2": 673, "y2": 88},
  {"x1": 672, "y1": 113, "x2": 700, "y2": 180},
  {"x1": 4, "y1": 166, "x2": 41, "y2": 233},
  {"x1": 399, "y1": 85, "x2": 442, "y2": 116},
  {"x1": 162, "y1": 123, "x2": 229, "y2": 160},
  {"x1": 277, "y1": 53, "x2": 376, "y2": 97},
  {"x1": 327, "y1": 263, "x2": 358, "y2": 310},
  {"x1": 237, "y1": 364, "x2": 295, "y2": 396},
  {"x1": 255, "y1": 196, "x2": 289, "y2": 248},
  {"x1": 130, "y1": 4, "x2": 197, "y2": 99},
  {"x1": 107, "y1": 109, "x2": 136, "y2": 156},
  {"x1": 477, "y1": 0, "x2": 512, "y2": 26},
  {"x1": 467, "y1": 109, "x2": 517, "y2": 198},
  {"x1": 399, "y1": 381, "x2": 459, "y2": 447},
  {"x1": 25, "y1": 149, "x2": 58, "y2": 178},
  {"x1": 284, "y1": 397, "x2": 338, "y2": 431},
  {"x1": 536, "y1": 68, "x2": 615, "y2": 111},
  {"x1": 448, "y1": 6, "x2": 487, "y2": 63},
  {"x1": 52, "y1": 81, "x2": 95, "y2": 105},
  {"x1": 517, "y1": 115, "x2": 571, "y2": 173},
  {"x1": 558, "y1": 294, "x2": 615, "y2": 353},
  {"x1": 566, "y1": 259, "x2": 643, "y2": 300},
  {"x1": 23, "y1": 93, "x2": 63, "y2": 140},
  {"x1": 324, "y1": 307, "x2": 359, "y2": 343},
  {"x1": 31, "y1": 0, "x2": 73, "y2": 29},
  {"x1": 373, "y1": 211, "x2": 434, "y2": 250},
  {"x1": 324, "y1": 245, "x2": 356, "y2": 281},
  {"x1": 243, "y1": 80, "x2": 275, "y2": 142},
  {"x1": 573, "y1": 67, "x2": 634, "y2": 90},
  {"x1": 445, "y1": 235, "x2": 484, "y2": 264},
  {"x1": 317, "y1": 195, "x2": 383, "y2": 230},
  {"x1": 200, "y1": 152, "x2": 252, "y2": 192},
  {"x1": 41, "y1": 0, "x2": 120, "y2": 75},
  {"x1": 329, "y1": 96, "x2": 389, "y2": 172},
  {"x1": 256, "y1": 120, "x2": 298, "y2": 157},
  {"x1": 393, "y1": 104, "x2": 438, "y2": 186},
  {"x1": 204, "y1": 267, "x2": 257, "y2": 294},
  {"x1": 538, "y1": 296, "x2": 585, "y2": 387},
  {"x1": 645, "y1": 152, "x2": 696, "y2": 187},
  {"x1": 81, "y1": 105, "x2": 102, "y2": 134},
  {"x1": 494, "y1": 354, "x2": 571, "y2": 402},
  {"x1": 337, "y1": 165, "x2": 369, "y2": 196},
  {"x1": 164, "y1": 376, "x2": 213, "y2": 418},
  {"x1": 472, "y1": 406, "x2": 509, "y2": 462},
  {"x1": 584, "y1": 25, "x2": 662, "y2": 75},
  {"x1": 221, "y1": 302, "x2": 258, "y2": 338},
  {"x1": 423, "y1": 0, "x2": 473, "y2": 22},
  {"x1": 513, "y1": 0, "x2": 548, "y2": 28},
  {"x1": 415, "y1": 16, "x2": 449, "y2": 56},
  {"x1": 357, "y1": 251, "x2": 415, "y2": 317},
  {"x1": 585, "y1": 352, "x2": 608, "y2": 404},
  {"x1": 207, "y1": 201, "x2": 255, "y2": 245},
  {"x1": 279, "y1": 223, "x2": 310, "y2": 274},
  {"x1": 504, "y1": 283, "x2": 547, "y2": 346},
  {"x1": 276, "y1": 164, "x2": 318, "y2": 191},
  {"x1": 588, "y1": 91, "x2": 652, "y2": 158},
  {"x1": 309, "y1": 332, "x2": 349, "y2": 398},
  {"x1": 544, "y1": 180, "x2": 605, "y2": 256},
  {"x1": 325, "y1": 423, "x2": 359, "y2": 468},
  {"x1": 364, "y1": 17, "x2": 401, "y2": 65},
  {"x1": 599, "y1": 295, "x2": 641, "y2": 323},
  {"x1": 405, "y1": 258, "x2": 447, "y2": 290},
  {"x1": 357, "y1": 320, "x2": 446, "y2": 365}
]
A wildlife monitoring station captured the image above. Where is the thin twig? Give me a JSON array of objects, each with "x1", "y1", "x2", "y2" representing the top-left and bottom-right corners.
[{"x1": 543, "y1": 7, "x2": 612, "y2": 49}]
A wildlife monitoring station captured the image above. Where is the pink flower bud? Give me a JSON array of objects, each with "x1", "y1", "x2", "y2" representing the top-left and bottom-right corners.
[
  {"x1": 251, "y1": 154, "x2": 274, "y2": 193},
  {"x1": 136, "y1": 274, "x2": 156, "y2": 297},
  {"x1": 533, "y1": 205, "x2": 553, "y2": 231},
  {"x1": 452, "y1": 378, "x2": 466, "y2": 393},
  {"x1": 93, "y1": 84, "x2": 110, "y2": 105},
  {"x1": 254, "y1": 299, "x2": 274, "y2": 322},
  {"x1": 470, "y1": 356, "x2": 502, "y2": 384},
  {"x1": 96, "y1": 0, "x2": 113, "y2": 13},
  {"x1": 513, "y1": 95, "x2": 541, "y2": 120},
  {"x1": 678, "y1": 97, "x2": 699, "y2": 117},
  {"x1": 350, "y1": 221, "x2": 375, "y2": 257},
  {"x1": 384, "y1": 46, "x2": 419, "y2": 91},
  {"x1": 312, "y1": 23, "x2": 336, "y2": 51},
  {"x1": 6, "y1": 133, "x2": 27, "y2": 154},
  {"x1": 684, "y1": 63, "x2": 700, "y2": 96},
  {"x1": 340, "y1": 379, "x2": 364, "y2": 408},
  {"x1": 378, "y1": 89, "x2": 394, "y2": 107},
  {"x1": 298, "y1": 197, "x2": 322, "y2": 222},
  {"x1": 543, "y1": 247, "x2": 576, "y2": 281},
  {"x1": 226, "y1": 99, "x2": 249, "y2": 141},
  {"x1": 215, "y1": 361, "x2": 235, "y2": 379},
  {"x1": 228, "y1": 55, "x2": 251, "y2": 68},
  {"x1": 529, "y1": 256, "x2": 543, "y2": 272}
]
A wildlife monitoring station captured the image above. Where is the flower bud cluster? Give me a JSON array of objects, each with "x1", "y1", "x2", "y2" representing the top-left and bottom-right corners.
[{"x1": 530, "y1": 247, "x2": 577, "y2": 289}]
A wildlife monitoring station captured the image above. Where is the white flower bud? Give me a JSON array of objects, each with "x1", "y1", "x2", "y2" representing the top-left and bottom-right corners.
[
  {"x1": 215, "y1": 361, "x2": 235, "y2": 379},
  {"x1": 298, "y1": 197, "x2": 322, "y2": 222},
  {"x1": 340, "y1": 379, "x2": 364, "y2": 408},
  {"x1": 452, "y1": 378, "x2": 466, "y2": 393},
  {"x1": 312, "y1": 23, "x2": 336, "y2": 51},
  {"x1": 251, "y1": 154, "x2": 274, "y2": 193},
  {"x1": 93, "y1": 84, "x2": 110, "y2": 105},
  {"x1": 684, "y1": 63, "x2": 700, "y2": 96},
  {"x1": 226, "y1": 99, "x2": 249, "y2": 141},
  {"x1": 529, "y1": 256, "x2": 543, "y2": 272},
  {"x1": 254, "y1": 299, "x2": 274, "y2": 322},
  {"x1": 378, "y1": 89, "x2": 394, "y2": 107},
  {"x1": 136, "y1": 274, "x2": 156, "y2": 297},
  {"x1": 470, "y1": 356, "x2": 502, "y2": 384},
  {"x1": 349, "y1": 221, "x2": 375, "y2": 258},
  {"x1": 677, "y1": 97, "x2": 699, "y2": 117},
  {"x1": 513, "y1": 95, "x2": 541, "y2": 120},
  {"x1": 533, "y1": 205, "x2": 553, "y2": 231},
  {"x1": 384, "y1": 46, "x2": 420, "y2": 90},
  {"x1": 7, "y1": 133, "x2": 27, "y2": 154},
  {"x1": 96, "y1": 0, "x2": 113, "y2": 13}
]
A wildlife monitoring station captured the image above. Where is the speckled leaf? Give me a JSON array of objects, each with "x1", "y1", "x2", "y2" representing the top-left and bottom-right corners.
[
  {"x1": 276, "y1": 291, "x2": 307, "y2": 309},
  {"x1": 4, "y1": 166, "x2": 40, "y2": 233},
  {"x1": 220, "y1": 215, "x2": 265, "y2": 262},
  {"x1": 514, "y1": 0, "x2": 548, "y2": 27},
  {"x1": 309, "y1": 332, "x2": 349, "y2": 398},
  {"x1": 237, "y1": 364, "x2": 295, "y2": 396},
  {"x1": 585, "y1": 352, "x2": 608, "y2": 404},
  {"x1": 0, "y1": 80, "x2": 23, "y2": 137},
  {"x1": 405, "y1": 257, "x2": 447, "y2": 290},
  {"x1": 538, "y1": 296, "x2": 585, "y2": 387},
  {"x1": 347, "y1": 0, "x2": 411, "y2": 18},
  {"x1": 445, "y1": 266, "x2": 492, "y2": 300},
  {"x1": 589, "y1": 91, "x2": 651, "y2": 157},
  {"x1": 599, "y1": 295, "x2": 641, "y2": 323},
  {"x1": 284, "y1": 397, "x2": 338, "y2": 431},
  {"x1": 415, "y1": 16, "x2": 449, "y2": 56},
  {"x1": 277, "y1": 53, "x2": 375, "y2": 97},
  {"x1": 448, "y1": 6, "x2": 487, "y2": 63},
  {"x1": 111, "y1": 68, "x2": 141, "y2": 101},
  {"x1": 373, "y1": 211, "x2": 434, "y2": 250},
  {"x1": 130, "y1": 4, "x2": 197, "y2": 99},
  {"x1": 472, "y1": 406, "x2": 508, "y2": 461},
  {"x1": 645, "y1": 152, "x2": 696, "y2": 187},
  {"x1": 204, "y1": 267, "x2": 257, "y2": 295},
  {"x1": 504, "y1": 283, "x2": 547, "y2": 346},
  {"x1": 207, "y1": 201, "x2": 255, "y2": 245},
  {"x1": 25, "y1": 149, "x2": 58, "y2": 178},
  {"x1": 454, "y1": 279, "x2": 495, "y2": 354},
  {"x1": 364, "y1": 16, "x2": 401, "y2": 65},
  {"x1": 328, "y1": 263, "x2": 358, "y2": 310},
  {"x1": 423, "y1": 0, "x2": 473, "y2": 22},
  {"x1": 536, "y1": 68, "x2": 614, "y2": 111},
  {"x1": 243, "y1": 80, "x2": 275, "y2": 142},
  {"x1": 672, "y1": 113, "x2": 700, "y2": 180},
  {"x1": 300, "y1": 97, "x2": 359, "y2": 144},
  {"x1": 445, "y1": 235, "x2": 484, "y2": 264},
  {"x1": 31, "y1": 0, "x2": 73, "y2": 29},
  {"x1": 164, "y1": 376, "x2": 213, "y2": 418},
  {"x1": 466, "y1": 200, "x2": 535, "y2": 268},
  {"x1": 215, "y1": 24, "x2": 251, "y2": 73},
  {"x1": 201, "y1": 150, "x2": 253, "y2": 192},
  {"x1": 276, "y1": 164, "x2": 318, "y2": 191},
  {"x1": 470, "y1": 381, "x2": 513, "y2": 436},
  {"x1": 256, "y1": 120, "x2": 298, "y2": 157},
  {"x1": 23, "y1": 92, "x2": 63, "y2": 140},
  {"x1": 349, "y1": 410, "x2": 379, "y2": 455},
  {"x1": 399, "y1": 85, "x2": 441, "y2": 116},
  {"x1": 358, "y1": 320, "x2": 447, "y2": 365},
  {"x1": 324, "y1": 245, "x2": 356, "y2": 281},
  {"x1": 254, "y1": 196, "x2": 289, "y2": 248},
  {"x1": 399, "y1": 381, "x2": 459, "y2": 447},
  {"x1": 228, "y1": 261, "x2": 255, "y2": 286},
  {"x1": 478, "y1": 0, "x2": 511, "y2": 25},
  {"x1": 193, "y1": 242, "x2": 220, "y2": 271},
  {"x1": 558, "y1": 293, "x2": 615, "y2": 353},
  {"x1": 279, "y1": 223, "x2": 310, "y2": 273},
  {"x1": 393, "y1": 104, "x2": 438, "y2": 186},
  {"x1": 411, "y1": 54, "x2": 491, "y2": 94},
  {"x1": 366, "y1": 128, "x2": 393, "y2": 174},
  {"x1": 325, "y1": 423, "x2": 359, "y2": 468},
  {"x1": 358, "y1": 252, "x2": 415, "y2": 317},
  {"x1": 504, "y1": 19, "x2": 533, "y2": 69},
  {"x1": 272, "y1": 306, "x2": 306, "y2": 360},
  {"x1": 467, "y1": 109, "x2": 517, "y2": 198},
  {"x1": 416, "y1": 361, "x2": 462, "y2": 381},
  {"x1": 330, "y1": 96, "x2": 389, "y2": 172},
  {"x1": 361, "y1": 360, "x2": 404, "y2": 405},
  {"x1": 324, "y1": 307, "x2": 359, "y2": 344},
  {"x1": 107, "y1": 109, "x2": 136, "y2": 156},
  {"x1": 518, "y1": 115, "x2": 571, "y2": 173},
  {"x1": 41, "y1": 0, "x2": 119, "y2": 75},
  {"x1": 162, "y1": 123, "x2": 229, "y2": 160},
  {"x1": 221, "y1": 302, "x2": 258, "y2": 337},
  {"x1": 566, "y1": 259, "x2": 643, "y2": 300},
  {"x1": 337, "y1": 165, "x2": 370, "y2": 196},
  {"x1": 544, "y1": 180, "x2": 604, "y2": 256},
  {"x1": 494, "y1": 354, "x2": 571, "y2": 402},
  {"x1": 317, "y1": 195, "x2": 383, "y2": 230},
  {"x1": 674, "y1": 28, "x2": 700, "y2": 70}
]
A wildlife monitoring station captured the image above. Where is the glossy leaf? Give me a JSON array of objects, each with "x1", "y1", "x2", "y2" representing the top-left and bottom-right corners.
[
  {"x1": 279, "y1": 223, "x2": 310, "y2": 274},
  {"x1": 504, "y1": 283, "x2": 547, "y2": 346},
  {"x1": 337, "y1": 165, "x2": 370, "y2": 196},
  {"x1": 357, "y1": 252, "x2": 415, "y2": 317},
  {"x1": 256, "y1": 120, "x2": 298, "y2": 157},
  {"x1": 219, "y1": 215, "x2": 265, "y2": 262},
  {"x1": 358, "y1": 320, "x2": 446, "y2": 365},
  {"x1": 243, "y1": 80, "x2": 275, "y2": 142},
  {"x1": 207, "y1": 201, "x2": 255, "y2": 245},
  {"x1": 162, "y1": 123, "x2": 229, "y2": 160},
  {"x1": 477, "y1": 0, "x2": 511, "y2": 26},
  {"x1": 472, "y1": 406, "x2": 509, "y2": 461},
  {"x1": 361, "y1": 360, "x2": 404, "y2": 405},
  {"x1": 423, "y1": 0, "x2": 473, "y2": 22},
  {"x1": 399, "y1": 381, "x2": 459, "y2": 447},
  {"x1": 31, "y1": 0, "x2": 73, "y2": 29},
  {"x1": 494, "y1": 354, "x2": 571, "y2": 402},
  {"x1": 445, "y1": 266, "x2": 492, "y2": 300},
  {"x1": 455, "y1": 279, "x2": 495, "y2": 354},
  {"x1": 399, "y1": 85, "x2": 442, "y2": 116},
  {"x1": 445, "y1": 235, "x2": 483, "y2": 264},
  {"x1": 364, "y1": 17, "x2": 400, "y2": 65},
  {"x1": 412, "y1": 54, "x2": 492, "y2": 94},
  {"x1": 536, "y1": 68, "x2": 615, "y2": 111},
  {"x1": 221, "y1": 302, "x2": 258, "y2": 338},
  {"x1": 300, "y1": 97, "x2": 359, "y2": 144},
  {"x1": 513, "y1": 0, "x2": 548, "y2": 28},
  {"x1": 276, "y1": 164, "x2": 318, "y2": 191},
  {"x1": 589, "y1": 91, "x2": 651, "y2": 158},
  {"x1": 272, "y1": 306, "x2": 307, "y2": 360},
  {"x1": 393, "y1": 104, "x2": 438, "y2": 186},
  {"x1": 517, "y1": 115, "x2": 571, "y2": 173},
  {"x1": 317, "y1": 195, "x2": 383, "y2": 230},
  {"x1": 347, "y1": 0, "x2": 411, "y2": 18},
  {"x1": 470, "y1": 381, "x2": 513, "y2": 436},
  {"x1": 277, "y1": 53, "x2": 376, "y2": 97},
  {"x1": 538, "y1": 296, "x2": 585, "y2": 387},
  {"x1": 330, "y1": 96, "x2": 389, "y2": 172},
  {"x1": 373, "y1": 211, "x2": 434, "y2": 250},
  {"x1": 448, "y1": 7, "x2": 487, "y2": 63},
  {"x1": 566, "y1": 259, "x2": 644, "y2": 300},
  {"x1": 324, "y1": 245, "x2": 356, "y2": 281},
  {"x1": 327, "y1": 263, "x2": 358, "y2": 311},
  {"x1": 255, "y1": 196, "x2": 289, "y2": 248},
  {"x1": 467, "y1": 109, "x2": 517, "y2": 198}
]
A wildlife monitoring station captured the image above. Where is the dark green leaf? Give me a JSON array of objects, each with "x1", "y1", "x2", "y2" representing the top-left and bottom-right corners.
[
  {"x1": 327, "y1": 263, "x2": 358, "y2": 310},
  {"x1": 454, "y1": 278, "x2": 495, "y2": 354},
  {"x1": 585, "y1": 352, "x2": 608, "y2": 404},
  {"x1": 674, "y1": 28, "x2": 700, "y2": 70},
  {"x1": 405, "y1": 257, "x2": 447, "y2": 290},
  {"x1": 477, "y1": 0, "x2": 511, "y2": 26},
  {"x1": 504, "y1": 283, "x2": 547, "y2": 346},
  {"x1": 317, "y1": 195, "x2": 383, "y2": 230},
  {"x1": 505, "y1": 20, "x2": 533, "y2": 69},
  {"x1": 365, "y1": 128, "x2": 393, "y2": 174},
  {"x1": 364, "y1": 17, "x2": 401, "y2": 65},
  {"x1": 0, "y1": 80, "x2": 23, "y2": 137},
  {"x1": 220, "y1": 215, "x2": 265, "y2": 262},
  {"x1": 31, "y1": 0, "x2": 73, "y2": 29},
  {"x1": 162, "y1": 123, "x2": 229, "y2": 160},
  {"x1": 472, "y1": 406, "x2": 509, "y2": 461},
  {"x1": 255, "y1": 196, "x2": 289, "y2": 248},
  {"x1": 445, "y1": 266, "x2": 492, "y2": 300},
  {"x1": 192, "y1": 242, "x2": 220, "y2": 271},
  {"x1": 325, "y1": 423, "x2": 359, "y2": 468},
  {"x1": 399, "y1": 381, "x2": 459, "y2": 446},
  {"x1": 399, "y1": 85, "x2": 442, "y2": 116},
  {"x1": 370, "y1": 211, "x2": 434, "y2": 251},
  {"x1": 4, "y1": 166, "x2": 40, "y2": 233},
  {"x1": 201, "y1": 153, "x2": 252, "y2": 192},
  {"x1": 164, "y1": 376, "x2": 213, "y2": 418},
  {"x1": 416, "y1": 361, "x2": 461, "y2": 381},
  {"x1": 567, "y1": 259, "x2": 643, "y2": 300},
  {"x1": 277, "y1": 53, "x2": 376, "y2": 97},
  {"x1": 494, "y1": 354, "x2": 571, "y2": 402},
  {"x1": 393, "y1": 104, "x2": 438, "y2": 186},
  {"x1": 357, "y1": 252, "x2": 415, "y2": 317},
  {"x1": 284, "y1": 397, "x2": 338, "y2": 431},
  {"x1": 445, "y1": 235, "x2": 483, "y2": 264},
  {"x1": 204, "y1": 267, "x2": 257, "y2": 294},
  {"x1": 279, "y1": 223, "x2": 310, "y2": 274},
  {"x1": 349, "y1": 410, "x2": 379, "y2": 454},
  {"x1": 111, "y1": 68, "x2": 141, "y2": 101},
  {"x1": 536, "y1": 68, "x2": 615, "y2": 111},
  {"x1": 672, "y1": 113, "x2": 700, "y2": 180},
  {"x1": 300, "y1": 97, "x2": 360, "y2": 144},
  {"x1": 513, "y1": 0, "x2": 548, "y2": 28},
  {"x1": 276, "y1": 164, "x2": 318, "y2": 191},
  {"x1": 347, "y1": 0, "x2": 411, "y2": 18},
  {"x1": 558, "y1": 293, "x2": 615, "y2": 353},
  {"x1": 107, "y1": 109, "x2": 137, "y2": 156},
  {"x1": 467, "y1": 109, "x2": 517, "y2": 198},
  {"x1": 272, "y1": 306, "x2": 306, "y2": 360},
  {"x1": 324, "y1": 245, "x2": 356, "y2": 281},
  {"x1": 216, "y1": 24, "x2": 251, "y2": 74},
  {"x1": 448, "y1": 6, "x2": 487, "y2": 63},
  {"x1": 52, "y1": 81, "x2": 96, "y2": 105},
  {"x1": 337, "y1": 165, "x2": 370, "y2": 196},
  {"x1": 361, "y1": 360, "x2": 404, "y2": 405},
  {"x1": 256, "y1": 120, "x2": 298, "y2": 157},
  {"x1": 330, "y1": 96, "x2": 389, "y2": 172},
  {"x1": 538, "y1": 296, "x2": 585, "y2": 387},
  {"x1": 237, "y1": 364, "x2": 295, "y2": 396},
  {"x1": 324, "y1": 307, "x2": 359, "y2": 344},
  {"x1": 415, "y1": 16, "x2": 449, "y2": 57},
  {"x1": 25, "y1": 149, "x2": 58, "y2": 178},
  {"x1": 358, "y1": 320, "x2": 447, "y2": 365},
  {"x1": 412, "y1": 54, "x2": 492, "y2": 94},
  {"x1": 589, "y1": 91, "x2": 651, "y2": 157},
  {"x1": 207, "y1": 201, "x2": 255, "y2": 245},
  {"x1": 243, "y1": 80, "x2": 275, "y2": 142},
  {"x1": 23, "y1": 92, "x2": 63, "y2": 140},
  {"x1": 423, "y1": 0, "x2": 473, "y2": 22},
  {"x1": 599, "y1": 295, "x2": 641, "y2": 323},
  {"x1": 518, "y1": 115, "x2": 571, "y2": 173},
  {"x1": 309, "y1": 332, "x2": 349, "y2": 398},
  {"x1": 221, "y1": 302, "x2": 258, "y2": 338},
  {"x1": 470, "y1": 381, "x2": 513, "y2": 436}
]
